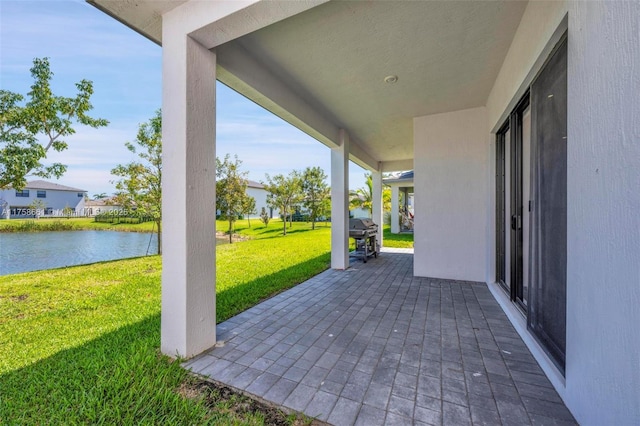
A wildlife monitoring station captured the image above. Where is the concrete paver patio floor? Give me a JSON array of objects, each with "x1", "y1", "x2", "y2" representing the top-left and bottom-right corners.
[{"x1": 184, "y1": 248, "x2": 576, "y2": 425}]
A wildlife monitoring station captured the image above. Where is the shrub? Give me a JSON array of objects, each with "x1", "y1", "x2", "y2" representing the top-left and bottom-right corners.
[{"x1": 259, "y1": 207, "x2": 270, "y2": 226}]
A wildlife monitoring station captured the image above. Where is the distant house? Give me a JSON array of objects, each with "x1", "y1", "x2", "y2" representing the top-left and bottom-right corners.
[
  {"x1": 215, "y1": 180, "x2": 275, "y2": 219},
  {"x1": 0, "y1": 180, "x2": 87, "y2": 219},
  {"x1": 246, "y1": 180, "x2": 275, "y2": 219},
  {"x1": 84, "y1": 197, "x2": 122, "y2": 217}
]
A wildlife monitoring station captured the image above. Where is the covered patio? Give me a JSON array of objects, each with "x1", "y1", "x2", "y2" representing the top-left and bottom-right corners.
[
  {"x1": 185, "y1": 249, "x2": 575, "y2": 426},
  {"x1": 90, "y1": 1, "x2": 640, "y2": 423}
]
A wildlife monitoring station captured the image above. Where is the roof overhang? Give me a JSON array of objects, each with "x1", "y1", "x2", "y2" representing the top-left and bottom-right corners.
[{"x1": 89, "y1": 0, "x2": 528, "y2": 172}]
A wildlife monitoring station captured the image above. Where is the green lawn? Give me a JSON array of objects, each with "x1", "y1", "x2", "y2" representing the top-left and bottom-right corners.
[
  {"x1": 383, "y1": 224, "x2": 414, "y2": 248},
  {"x1": 0, "y1": 220, "x2": 328, "y2": 424},
  {"x1": 0, "y1": 218, "x2": 411, "y2": 423}
]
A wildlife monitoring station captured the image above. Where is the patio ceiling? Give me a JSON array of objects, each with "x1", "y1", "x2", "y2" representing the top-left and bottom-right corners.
[{"x1": 89, "y1": 0, "x2": 528, "y2": 170}]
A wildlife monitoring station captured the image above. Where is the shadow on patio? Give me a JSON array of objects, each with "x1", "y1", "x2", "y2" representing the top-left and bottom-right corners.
[{"x1": 185, "y1": 249, "x2": 576, "y2": 426}]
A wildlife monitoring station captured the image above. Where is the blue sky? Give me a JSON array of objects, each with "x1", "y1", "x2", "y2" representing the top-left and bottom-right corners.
[{"x1": 0, "y1": 0, "x2": 367, "y2": 196}]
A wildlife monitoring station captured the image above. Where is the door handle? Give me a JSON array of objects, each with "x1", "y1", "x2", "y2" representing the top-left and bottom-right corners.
[{"x1": 511, "y1": 215, "x2": 522, "y2": 230}]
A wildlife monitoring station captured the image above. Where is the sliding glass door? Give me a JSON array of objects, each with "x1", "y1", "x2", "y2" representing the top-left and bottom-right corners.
[
  {"x1": 496, "y1": 36, "x2": 567, "y2": 373},
  {"x1": 496, "y1": 95, "x2": 530, "y2": 311}
]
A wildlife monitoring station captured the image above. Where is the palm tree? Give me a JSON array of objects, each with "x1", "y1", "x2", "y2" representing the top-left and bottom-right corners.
[{"x1": 349, "y1": 173, "x2": 392, "y2": 215}]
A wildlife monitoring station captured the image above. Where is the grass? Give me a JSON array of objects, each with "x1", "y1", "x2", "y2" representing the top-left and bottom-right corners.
[
  {"x1": 383, "y1": 224, "x2": 414, "y2": 248},
  {"x1": 0, "y1": 217, "x2": 157, "y2": 233},
  {"x1": 0, "y1": 220, "x2": 328, "y2": 425},
  {"x1": 0, "y1": 218, "x2": 409, "y2": 423},
  {"x1": 214, "y1": 220, "x2": 331, "y2": 321}
]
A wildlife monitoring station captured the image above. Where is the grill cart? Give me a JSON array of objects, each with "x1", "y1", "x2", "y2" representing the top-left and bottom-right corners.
[{"x1": 349, "y1": 218, "x2": 380, "y2": 263}]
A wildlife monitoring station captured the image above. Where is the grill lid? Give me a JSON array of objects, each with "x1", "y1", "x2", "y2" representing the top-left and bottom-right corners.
[{"x1": 349, "y1": 218, "x2": 378, "y2": 230}]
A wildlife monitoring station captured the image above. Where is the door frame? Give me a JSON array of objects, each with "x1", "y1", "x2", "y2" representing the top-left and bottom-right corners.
[{"x1": 496, "y1": 92, "x2": 530, "y2": 313}]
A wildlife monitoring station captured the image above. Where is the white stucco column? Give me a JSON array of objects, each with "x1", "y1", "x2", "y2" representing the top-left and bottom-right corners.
[
  {"x1": 391, "y1": 185, "x2": 400, "y2": 234},
  {"x1": 371, "y1": 169, "x2": 383, "y2": 247},
  {"x1": 331, "y1": 129, "x2": 350, "y2": 269},
  {"x1": 161, "y1": 31, "x2": 217, "y2": 358}
]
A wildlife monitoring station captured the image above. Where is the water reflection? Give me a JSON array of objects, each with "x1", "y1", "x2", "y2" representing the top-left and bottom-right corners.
[{"x1": 0, "y1": 231, "x2": 225, "y2": 275}]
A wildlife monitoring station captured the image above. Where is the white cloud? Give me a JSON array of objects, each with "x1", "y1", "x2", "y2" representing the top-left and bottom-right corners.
[{"x1": 1, "y1": 2, "x2": 160, "y2": 62}]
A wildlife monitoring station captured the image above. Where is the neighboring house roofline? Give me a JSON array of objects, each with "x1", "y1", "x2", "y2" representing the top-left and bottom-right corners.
[
  {"x1": 15, "y1": 180, "x2": 88, "y2": 193},
  {"x1": 383, "y1": 170, "x2": 414, "y2": 185},
  {"x1": 85, "y1": 198, "x2": 120, "y2": 207},
  {"x1": 247, "y1": 180, "x2": 265, "y2": 189}
]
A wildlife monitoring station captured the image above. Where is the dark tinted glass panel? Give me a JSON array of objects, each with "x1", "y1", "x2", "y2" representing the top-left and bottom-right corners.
[{"x1": 529, "y1": 37, "x2": 567, "y2": 372}]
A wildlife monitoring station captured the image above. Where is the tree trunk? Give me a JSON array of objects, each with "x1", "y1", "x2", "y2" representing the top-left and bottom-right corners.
[
  {"x1": 312, "y1": 218, "x2": 316, "y2": 230},
  {"x1": 247, "y1": 216, "x2": 251, "y2": 228},
  {"x1": 282, "y1": 207, "x2": 287, "y2": 235},
  {"x1": 228, "y1": 219, "x2": 233, "y2": 244},
  {"x1": 157, "y1": 220, "x2": 162, "y2": 255}
]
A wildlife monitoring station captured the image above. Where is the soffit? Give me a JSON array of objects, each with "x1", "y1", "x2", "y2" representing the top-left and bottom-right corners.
[
  {"x1": 87, "y1": 0, "x2": 187, "y2": 43},
  {"x1": 218, "y1": 1, "x2": 527, "y2": 164},
  {"x1": 89, "y1": 0, "x2": 528, "y2": 167}
]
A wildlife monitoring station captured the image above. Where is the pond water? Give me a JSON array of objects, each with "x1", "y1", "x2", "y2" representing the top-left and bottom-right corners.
[{"x1": 0, "y1": 231, "x2": 226, "y2": 276}]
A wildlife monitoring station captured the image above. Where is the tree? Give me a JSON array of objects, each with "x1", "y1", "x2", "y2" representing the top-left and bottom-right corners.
[
  {"x1": 319, "y1": 188, "x2": 331, "y2": 226},
  {"x1": 216, "y1": 154, "x2": 250, "y2": 243},
  {"x1": 62, "y1": 204, "x2": 73, "y2": 219},
  {"x1": 28, "y1": 198, "x2": 46, "y2": 219},
  {"x1": 241, "y1": 195, "x2": 256, "y2": 228},
  {"x1": 349, "y1": 172, "x2": 392, "y2": 216},
  {"x1": 289, "y1": 170, "x2": 305, "y2": 228},
  {"x1": 111, "y1": 110, "x2": 162, "y2": 254},
  {"x1": 300, "y1": 166, "x2": 329, "y2": 230},
  {"x1": 93, "y1": 193, "x2": 107, "y2": 200},
  {"x1": 0, "y1": 58, "x2": 108, "y2": 190},
  {"x1": 263, "y1": 171, "x2": 302, "y2": 236},
  {"x1": 259, "y1": 207, "x2": 271, "y2": 227}
]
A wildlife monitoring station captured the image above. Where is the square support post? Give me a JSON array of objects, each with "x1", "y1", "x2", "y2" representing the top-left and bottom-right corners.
[
  {"x1": 371, "y1": 169, "x2": 383, "y2": 247},
  {"x1": 161, "y1": 31, "x2": 217, "y2": 358},
  {"x1": 331, "y1": 129, "x2": 350, "y2": 269},
  {"x1": 391, "y1": 185, "x2": 400, "y2": 234}
]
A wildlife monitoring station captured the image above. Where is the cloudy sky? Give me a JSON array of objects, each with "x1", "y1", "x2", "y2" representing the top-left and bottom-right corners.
[{"x1": 0, "y1": 0, "x2": 367, "y2": 197}]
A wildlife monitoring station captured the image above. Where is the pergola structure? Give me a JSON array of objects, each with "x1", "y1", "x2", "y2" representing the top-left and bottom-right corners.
[{"x1": 88, "y1": 2, "x2": 640, "y2": 424}]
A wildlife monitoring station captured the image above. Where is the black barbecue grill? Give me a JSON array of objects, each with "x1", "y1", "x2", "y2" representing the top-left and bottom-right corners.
[{"x1": 349, "y1": 218, "x2": 380, "y2": 263}]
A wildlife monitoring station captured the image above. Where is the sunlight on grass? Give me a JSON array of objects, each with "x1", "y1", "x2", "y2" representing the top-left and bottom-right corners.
[
  {"x1": 0, "y1": 220, "x2": 329, "y2": 423},
  {"x1": 383, "y1": 224, "x2": 414, "y2": 248}
]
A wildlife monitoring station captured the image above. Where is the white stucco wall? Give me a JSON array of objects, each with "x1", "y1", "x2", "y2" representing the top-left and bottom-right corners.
[
  {"x1": 483, "y1": 2, "x2": 640, "y2": 423},
  {"x1": 564, "y1": 2, "x2": 640, "y2": 424},
  {"x1": 413, "y1": 106, "x2": 489, "y2": 282},
  {"x1": 246, "y1": 186, "x2": 273, "y2": 218}
]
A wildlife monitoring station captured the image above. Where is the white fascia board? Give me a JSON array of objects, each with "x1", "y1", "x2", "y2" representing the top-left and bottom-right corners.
[
  {"x1": 381, "y1": 159, "x2": 413, "y2": 173},
  {"x1": 383, "y1": 179, "x2": 414, "y2": 187},
  {"x1": 88, "y1": 0, "x2": 326, "y2": 47},
  {"x1": 217, "y1": 43, "x2": 340, "y2": 150},
  {"x1": 164, "y1": 0, "x2": 260, "y2": 43},
  {"x1": 189, "y1": 0, "x2": 329, "y2": 49},
  {"x1": 349, "y1": 139, "x2": 380, "y2": 172}
]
